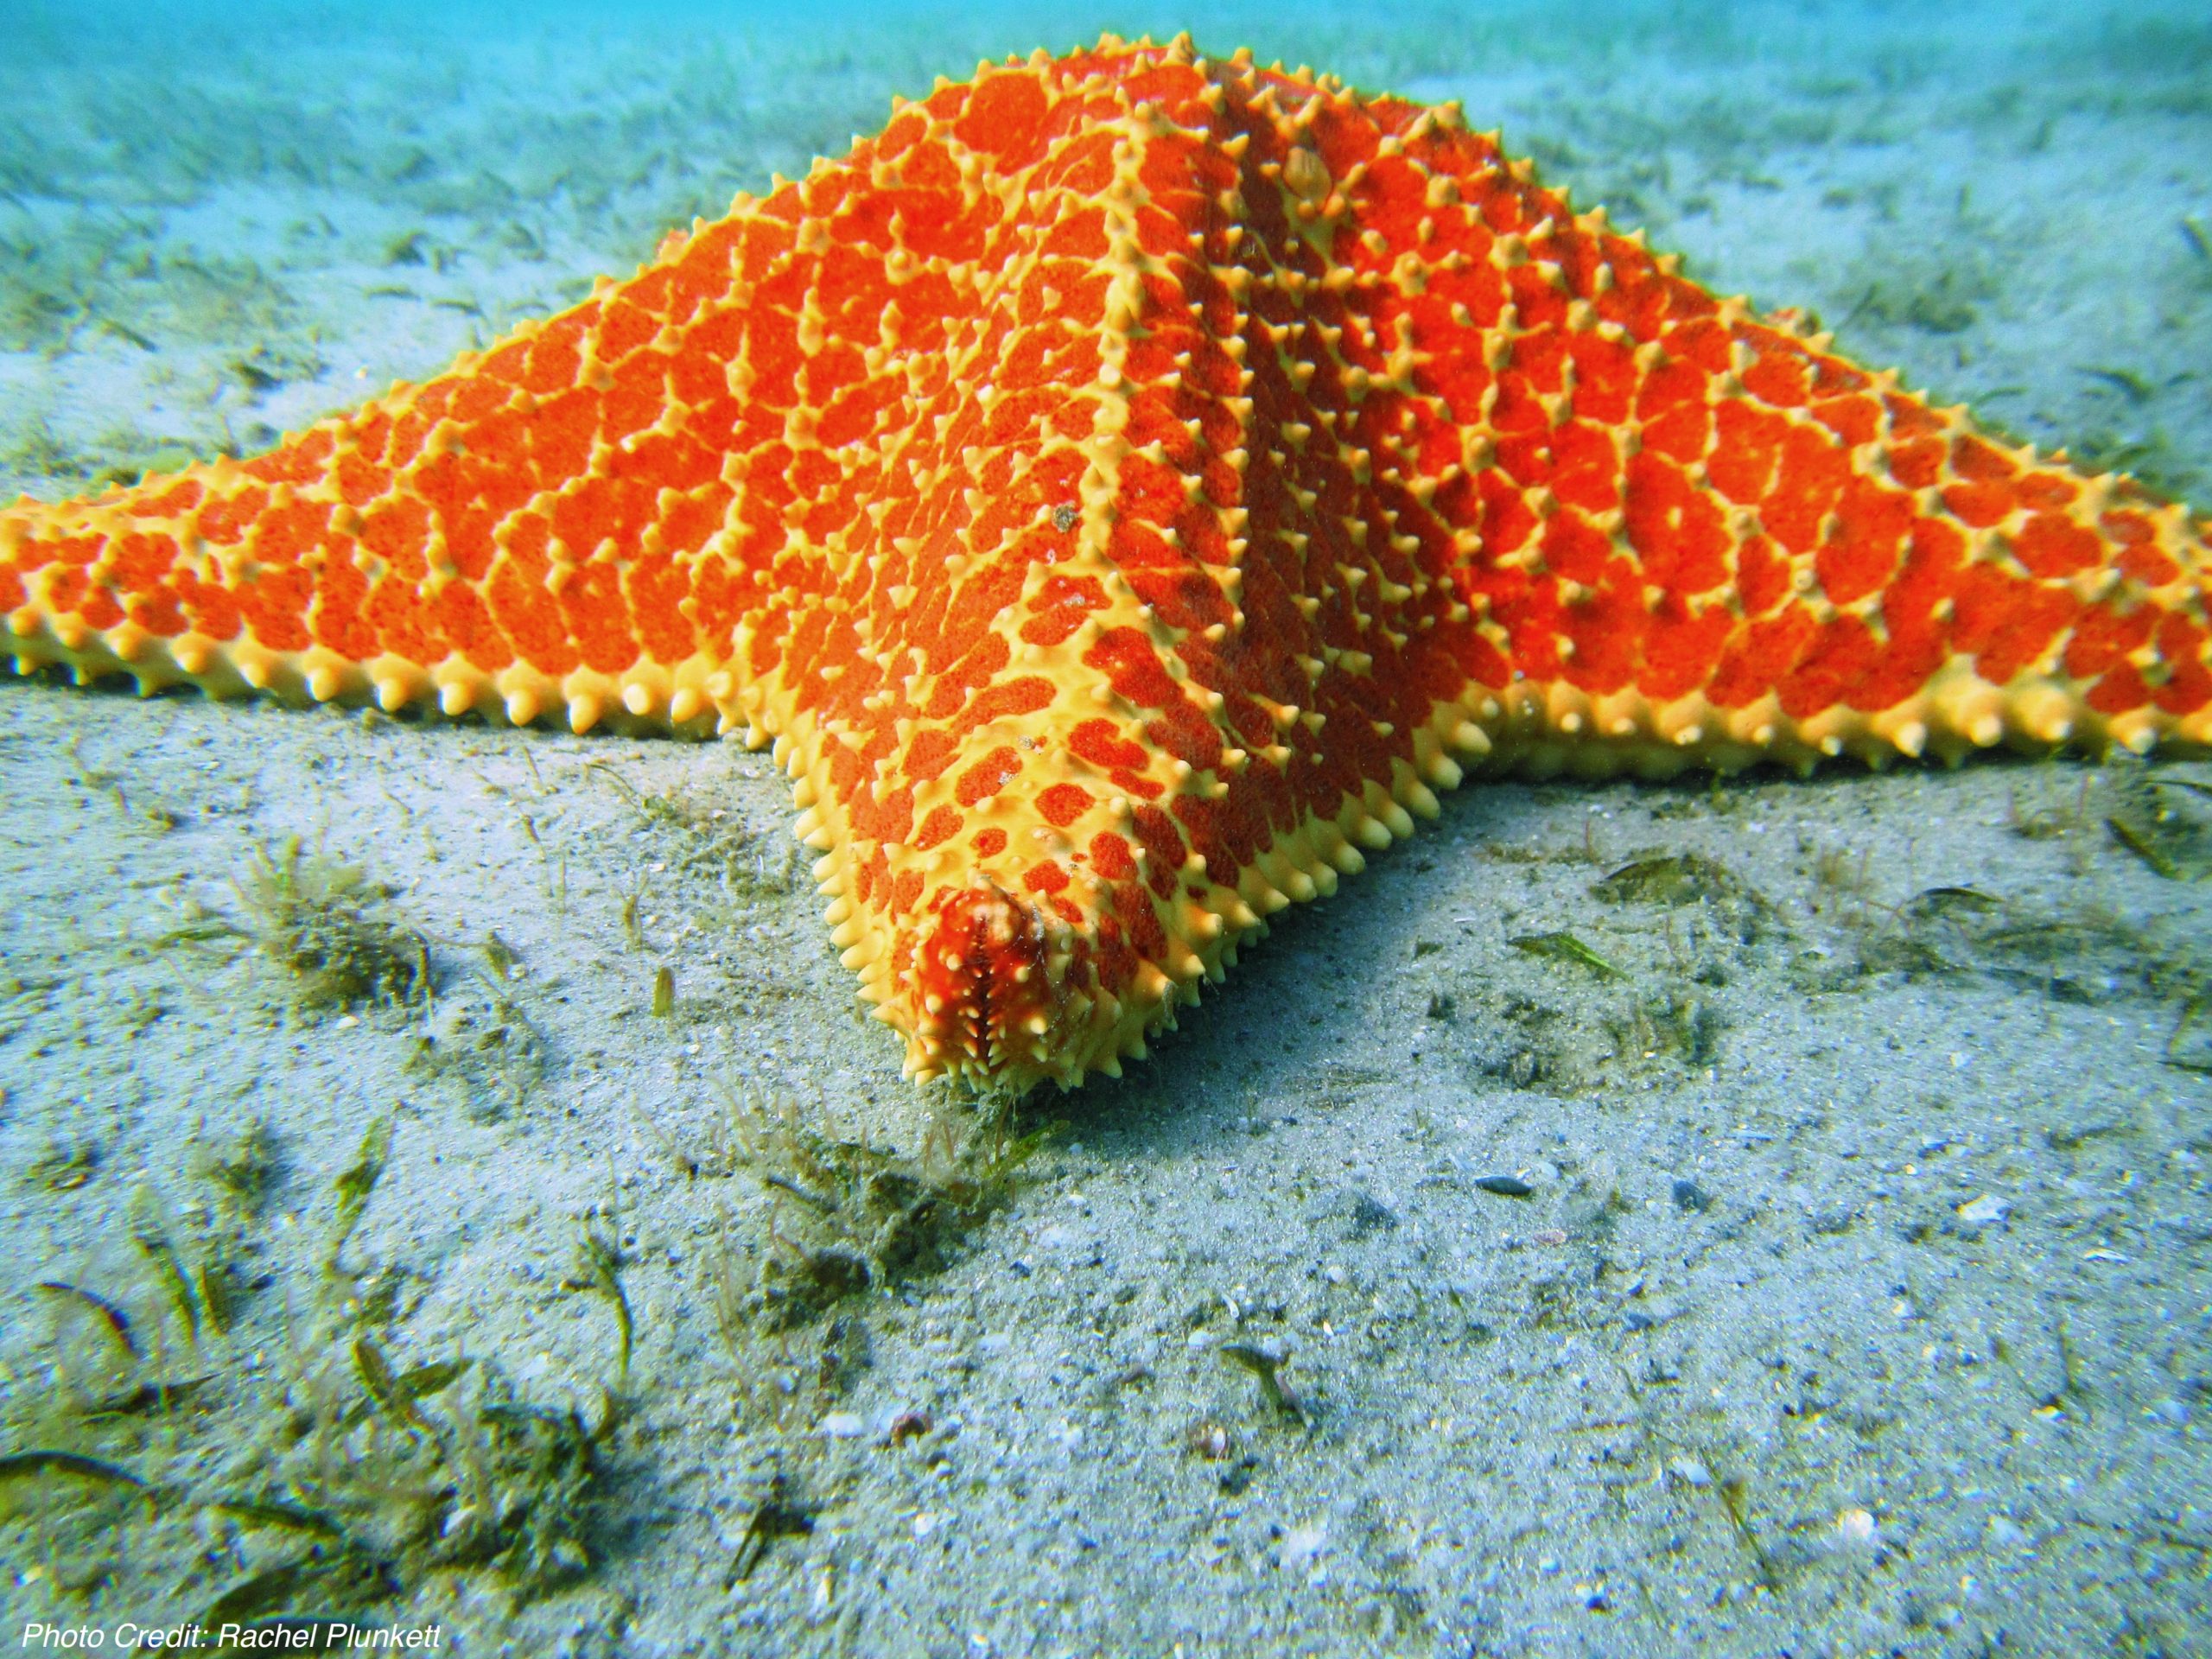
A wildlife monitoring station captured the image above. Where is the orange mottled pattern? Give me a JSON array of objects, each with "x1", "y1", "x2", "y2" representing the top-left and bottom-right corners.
[{"x1": 3, "y1": 36, "x2": 2209, "y2": 1090}]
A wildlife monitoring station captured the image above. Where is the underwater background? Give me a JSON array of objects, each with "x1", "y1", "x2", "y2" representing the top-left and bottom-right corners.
[{"x1": 1, "y1": 1, "x2": 2207, "y2": 1653}]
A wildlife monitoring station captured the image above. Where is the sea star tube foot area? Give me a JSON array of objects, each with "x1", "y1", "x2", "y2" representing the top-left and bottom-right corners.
[{"x1": 2, "y1": 34, "x2": 2207, "y2": 1094}]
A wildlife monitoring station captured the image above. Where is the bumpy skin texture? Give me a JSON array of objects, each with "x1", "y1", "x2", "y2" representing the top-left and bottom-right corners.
[{"x1": 4, "y1": 37, "x2": 2209, "y2": 1091}]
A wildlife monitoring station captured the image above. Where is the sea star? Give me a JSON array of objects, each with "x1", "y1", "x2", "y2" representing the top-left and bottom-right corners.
[{"x1": 3, "y1": 35, "x2": 2208, "y2": 1093}]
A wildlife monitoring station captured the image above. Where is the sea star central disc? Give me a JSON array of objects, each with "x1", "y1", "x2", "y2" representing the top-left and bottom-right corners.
[{"x1": 3, "y1": 36, "x2": 2208, "y2": 1092}]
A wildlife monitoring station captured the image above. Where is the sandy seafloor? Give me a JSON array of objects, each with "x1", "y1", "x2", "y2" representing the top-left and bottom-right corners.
[{"x1": 2, "y1": 0, "x2": 2209, "y2": 1653}]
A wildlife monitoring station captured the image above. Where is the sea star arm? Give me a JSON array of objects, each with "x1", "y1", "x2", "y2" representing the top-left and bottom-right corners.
[{"x1": 3, "y1": 36, "x2": 2209, "y2": 1094}]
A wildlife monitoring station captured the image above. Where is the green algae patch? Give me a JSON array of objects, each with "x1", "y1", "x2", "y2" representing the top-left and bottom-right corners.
[
  {"x1": 2, "y1": 1119, "x2": 629, "y2": 1623},
  {"x1": 161, "y1": 837, "x2": 432, "y2": 1013}
]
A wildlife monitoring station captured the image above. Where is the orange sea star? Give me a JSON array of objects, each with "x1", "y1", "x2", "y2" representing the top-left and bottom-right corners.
[{"x1": 3, "y1": 35, "x2": 2209, "y2": 1093}]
